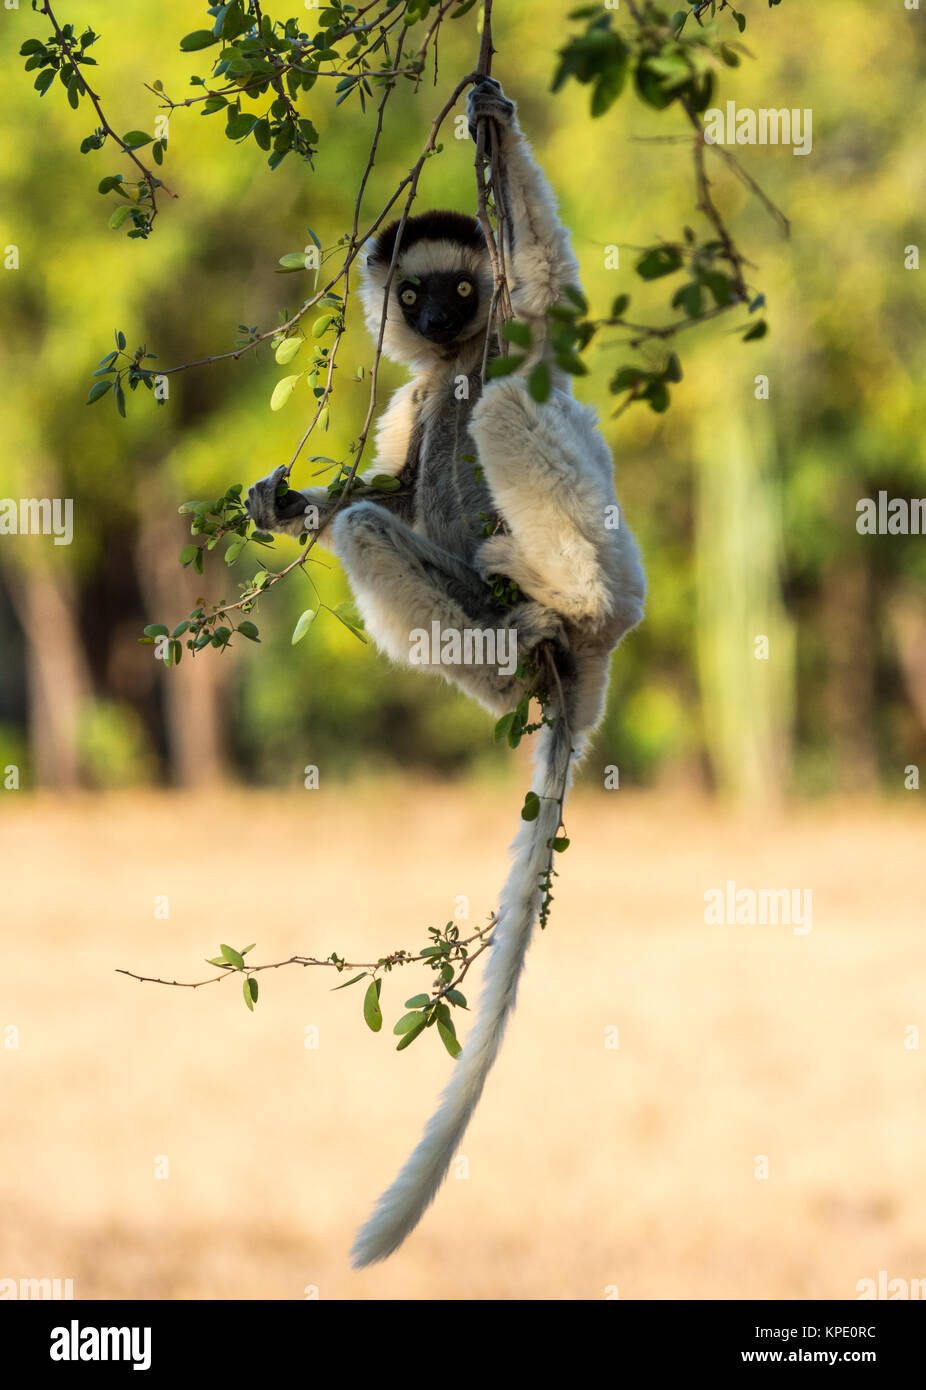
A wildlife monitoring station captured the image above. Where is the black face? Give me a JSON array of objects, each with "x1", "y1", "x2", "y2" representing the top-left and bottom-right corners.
[{"x1": 396, "y1": 271, "x2": 479, "y2": 345}]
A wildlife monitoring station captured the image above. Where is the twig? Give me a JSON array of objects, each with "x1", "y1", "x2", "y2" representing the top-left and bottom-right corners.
[
  {"x1": 39, "y1": 0, "x2": 175, "y2": 229},
  {"x1": 117, "y1": 918, "x2": 497, "y2": 993}
]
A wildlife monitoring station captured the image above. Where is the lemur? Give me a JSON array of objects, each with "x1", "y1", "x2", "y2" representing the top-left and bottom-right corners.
[{"x1": 245, "y1": 77, "x2": 646, "y2": 1266}]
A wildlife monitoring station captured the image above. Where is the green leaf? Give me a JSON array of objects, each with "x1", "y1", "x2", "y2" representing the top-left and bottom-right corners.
[
  {"x1": 404, "y1": 994, "x2": 430, "y2": 1009},
  {"x1": 220, "y1": 943, "x2": 245, "y2": 969},
  {"x1": 270, "y1": 374, "x2": 300, "y2": 411},
  {"x1": 503, "y1": 320, "x2": 533, "y2": 349},
  {"x1": 237, "y1": 621, "x2": 260, "y2": 641},
  {"x1": 553, "y1": 352, "x2": 589, "y2": 377},
  {"x1": 645, "y1": 379, "x2": 670, "y2": 413},
  {"x1": 703, "y1": 271, "x2": 734, "y2": 307},
  {"x1": 291, "y1": 608, "x2": 317, "y2": 644},
  {"x1": 87, "y1": 379, "x2": 112, "y2": 404},
  {"x1": 528, "y1": 361, "x2": 551, "y2": 403},
  {"x1": 329, "y1": 603, "x2": 367, "y2": 644},
  {"x1": 486, "y1": 354, "x2": 526, "y2": 379},
  {"x1": 521, "y1": 791, "x2": 541, "y2": 822},
  {"x1": 590, "y1": 54, "x2": 628, "y2": 116},
  {"x1": 672, "y1": 282, "x2": 703, "y2": 319},
  {"x1": 331, "y1": 972, "x2": 366, "y2": 991},
  {"x1": 180, "y1": 30, "x2": 219, "y2": 51},
  {"x1": 634, "y1": 59, "x2": 675, "y2": 110},
  {"x1": 277, "y1": 252, "x2": 309, "y2": 271},
  {"x1": 179, "y1": 544, "x2": 199, "y2": 566},
  {"x1": 274, "y1": 337, "x2": 303, "y2": 365},
  {"x1": 224, "y1": 537, "x2": 247, "y2": 564},
  {"x1": 445, "y1": 989, "x2": 468, "y2": 1008},
  {"x1": 363, "y1": 979, "x2": 383, "y2": 1032},
  {"x1": 552, "y1": 836, "x2": 571, "y2": 852},
  {"x1": 608, "y1": 366, "x2": 645, "y2": 394},
  {"x1": 312, "y1": 314, "x2": 335, "y2": 338},
  {"x1": 144, "y1": 623, "x2": 169, "y2": 638},
  {"x1": 243, "y1": 976, "x2": 258, "y2": 1011},
  {"x1": 636, "y1": 246, "x2": 683, "y2": 280},
  {"x1": 611, "y1": 293, "x2": 630, "y2": 318},
  {"x1": 122, "y1": 130, "x2": 153, "y2": 149},
  {"x1": 742, "y1": 319, "x2": 768, "y2": 341},
  {"x1": 396, "y1": 1017, "x2": 428, "y2": 1051},
  {"x1": 34, "y1": 69, "x2": 56, "y2": 96},
  {"x1": 437, "y1": 1020, "x2": 462, "y2": 1059},
  {"x1": 369, "y1": 474, "x2": 402, "y2": 492},
  {"x1": 109, "y1": 206, "x2": 131, "y2": 231},
  {"x1": 393, "y1": 1010, "x2": 427, "y2": 1035},
  {"x1": 226, "y1": 111, "x2": 257, "y2": 140},
  {"x1": 494, "y1": 712, "x2": 516, "y2": 743}
]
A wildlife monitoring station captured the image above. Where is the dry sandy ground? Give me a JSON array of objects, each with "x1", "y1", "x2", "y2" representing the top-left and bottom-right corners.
[{"x1": 1, "y1": 784, "x2": 924, "y2": 1301}]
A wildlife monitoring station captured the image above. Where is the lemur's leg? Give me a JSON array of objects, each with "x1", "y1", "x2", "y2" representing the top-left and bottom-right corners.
[
  {"x1": 467, "y1": 78, "x2": 580, "y2": 319},
  {"x1": 244, "y1": 464, "x2": 414, "y2": 543},
  {"x1": 468, "y1": 377, "x2": 645, "y2": 636},
  {"x1": 330, "y1": 501, "x2": 566, "y2": 714}
]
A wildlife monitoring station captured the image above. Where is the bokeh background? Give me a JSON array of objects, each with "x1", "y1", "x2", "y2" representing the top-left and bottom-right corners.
[{"x1": 0, "y1": 0, "x2": 924, "y2": 1300}]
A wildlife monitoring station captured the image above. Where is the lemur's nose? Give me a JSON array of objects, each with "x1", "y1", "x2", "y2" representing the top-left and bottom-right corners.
[{"x1": 419, "y1": 307, "x2": 454, "y2": 335}]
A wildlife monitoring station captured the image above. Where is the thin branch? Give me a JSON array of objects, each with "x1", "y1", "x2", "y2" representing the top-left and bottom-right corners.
[{"x1": 117, "y1": 919, "x2": 497, "y2": 994}]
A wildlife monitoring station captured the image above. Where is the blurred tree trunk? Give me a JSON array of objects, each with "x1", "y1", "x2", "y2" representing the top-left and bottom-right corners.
[
  {"x1": 890, "y1": 592, "x2": 926, "y2": 733},
  {"x1": 135, "y1": 475, "x2": 230, "y2": 787},
  {"x1": 695, "y1": 407, "x2": 795, "y2": 804},
  {"x1": 821, "y1": 557, "x2": 878, "y2": 790},
  {"x1": 3, "y1": 558, "x2": 92, "y2": 789}
]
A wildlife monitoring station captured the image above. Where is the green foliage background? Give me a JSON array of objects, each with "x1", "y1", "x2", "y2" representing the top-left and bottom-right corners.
[{"x1": 0, "y1": 0, "x2": 924, "y2": 796}]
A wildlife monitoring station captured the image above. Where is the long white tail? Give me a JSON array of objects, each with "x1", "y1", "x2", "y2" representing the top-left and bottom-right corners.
[{"x1": 350, "y1": 714, "x2": 575, "y2": 1267}]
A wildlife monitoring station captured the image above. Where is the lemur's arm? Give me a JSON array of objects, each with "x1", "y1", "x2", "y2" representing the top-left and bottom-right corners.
[
  {"x1": 244, "y1": 464, "x2": 414, "y2": 543},
  {"x1": 245, "y1": 380, "x2": 423, "y2": 542},
  {"x1": 468, "y1": 78, "x2": 581, "y2": 321}
]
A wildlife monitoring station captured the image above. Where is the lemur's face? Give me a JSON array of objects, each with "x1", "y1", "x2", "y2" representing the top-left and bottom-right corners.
[
  {"x1": 396, "y1": 270, "x2": 479, "y2": 345},
  {"x1": 361, "y1": 211, "x2": 492, "y2": 366}
]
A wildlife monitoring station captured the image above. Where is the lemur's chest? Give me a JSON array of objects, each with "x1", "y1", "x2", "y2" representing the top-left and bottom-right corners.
[{"x1": 411, "y1": 376, "x2": 497, "y2": 559}]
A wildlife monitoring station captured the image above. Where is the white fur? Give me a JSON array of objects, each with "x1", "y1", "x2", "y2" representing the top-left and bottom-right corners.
[
  {"x1": 471, "y1": 377, "x2": 645, "y2": 636},
  {"x1": 351, "y1": 716, "x2": 577, "y2": 1266}
]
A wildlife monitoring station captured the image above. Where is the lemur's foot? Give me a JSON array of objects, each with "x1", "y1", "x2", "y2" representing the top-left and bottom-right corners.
[
  {"x1": 467, "y1": 76, "x2": 516, "y2": 146},
  {"x1": 245, "y1": 464, "x2": 310, "y2": 533}
]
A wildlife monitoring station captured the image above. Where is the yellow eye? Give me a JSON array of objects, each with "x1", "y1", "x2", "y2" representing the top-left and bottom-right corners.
[
  {"x1": 457, "y1": 280, "x2": 473, "y2": 298},
  {"x1": 400, "y1": 288, "x2": 417, "y2": 306}
]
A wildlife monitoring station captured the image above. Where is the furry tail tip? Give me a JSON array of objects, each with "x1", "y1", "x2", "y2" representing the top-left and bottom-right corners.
[{"x1": 349, "y1": 716, "x2": 576, "y2": 1268}]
